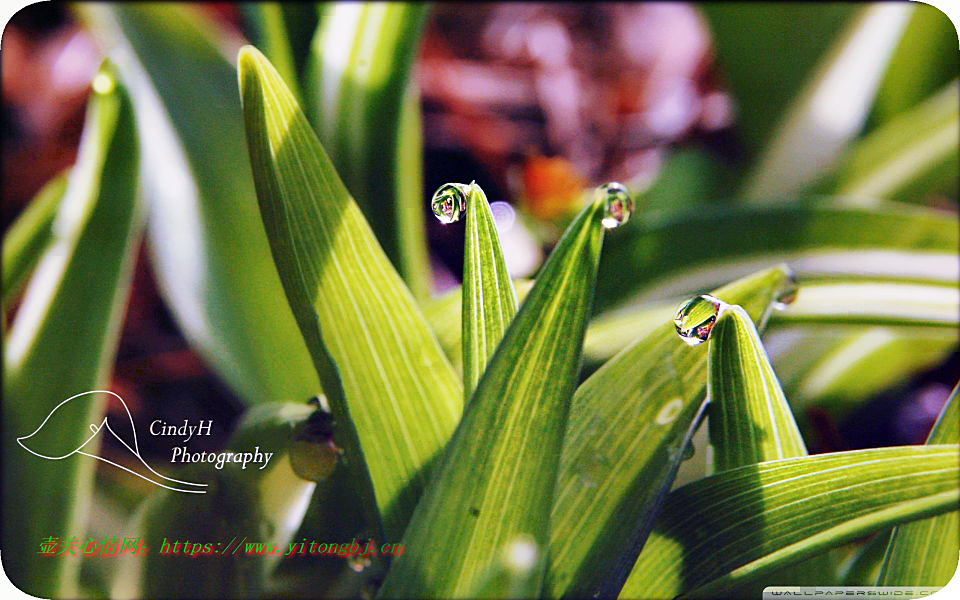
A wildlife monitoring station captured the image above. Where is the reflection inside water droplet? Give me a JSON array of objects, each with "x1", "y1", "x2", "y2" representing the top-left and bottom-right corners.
[
  {"x1": 773, "y1": 276, "x2": 798, "y2": 310},
  {"x1": 597, "y1": 182, "x2": 634, "y2": 229},
  {"x1": 289, "y1": 409, "x2": 339, "y2": 482},
  {"x1": 673, "y1": 294, "x2": 729, "y2": 346},
  {"x1": 431, "y1": 183, "x2": 469, "y2": 224}
]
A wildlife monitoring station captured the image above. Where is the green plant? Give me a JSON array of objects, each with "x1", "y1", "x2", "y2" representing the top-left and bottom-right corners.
[{"x1": 2, "y1": 3, "x2": 958, "y2": 599}]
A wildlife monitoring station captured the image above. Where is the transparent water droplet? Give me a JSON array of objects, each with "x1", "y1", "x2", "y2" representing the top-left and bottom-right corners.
[
  {"x1": 431, "y1": 183, "x2": 469, "y2": 224},
  {"x1": 673, "y1": 294, "x2": 729, "y2": 346},
  {"x1": 597, "y1": 182, "x2": 634, "y2": 229},
  {"x1": 289, "y1": 410, "x2": 338, "y2": 482}
]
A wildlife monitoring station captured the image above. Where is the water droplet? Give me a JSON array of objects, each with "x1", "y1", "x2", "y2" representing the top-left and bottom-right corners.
[
  {"x1": 673, "y1": 294, "x2": 729, "y2": 346},
  {"x1": 289, "y1": 410, "x2": 338, "y2": 482},
  {"x1": 597, "y1": 182, "x2": 634, "y2": 229},
  {"x1": 773, "y1": 274, "x2": 798, "y2": 310},
  {"x1": 431, "y1": 183, "x2": 469, "y2": 224},
  {"x1": 668, "y1": 443, "x2": 696, "y2": 463}
]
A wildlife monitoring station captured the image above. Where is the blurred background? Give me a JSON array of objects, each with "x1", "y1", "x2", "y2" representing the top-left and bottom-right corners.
[{"x1": 2, "y1": 2, "x2": 958, "y2": 594}]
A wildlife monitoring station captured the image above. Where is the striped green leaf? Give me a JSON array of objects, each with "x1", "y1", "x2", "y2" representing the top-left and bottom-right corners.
[
  {"x1": 378, "y1": 192, "x2": 608, "y2": 598},
  {"x1": 2, "y1": 62, "x2": 142, "y2": 598},
  {"x1": 462, "y1": 182, "x2": 518, "y2": 398},
  {"x1": 707, "y1": 304, "x2": 832, "y2": 592},
  {"x1": 76, "y1": 3, "x2": 322, "y2": 406},
  {"x1": 304, "y1": 2, "x2": 431, "y2": 299},
  {"x1": 1, "y1": 170, "x2": 68, "y2": 306},
  {"x1": 594, "y1": 199, "x2": 958, "y2": 311},
  {"x1": 239, "y1": 2, "x2": 301, "y2": 101},
  {"x1": 818, "y1": 81, "x2": 959, "y2": 204},
  {"x1": 238, "y1": 46, "x2": 462, "y2": 540},
  {"x1": 545, "y1": 266, "x2": 794, "y2": 598},
  {"x1": 620, "y1": 446, "x2": 960, "y2": 599},
  {"x1": 877, "y1": 384, "x2": 960, "y2": 586}
]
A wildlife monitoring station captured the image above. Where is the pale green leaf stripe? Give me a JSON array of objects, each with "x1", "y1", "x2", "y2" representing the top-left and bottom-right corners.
[
  {"x1": 709, "y1": 305, "x2": 807, "y2": 470},
  {"x1": 594, "y1": 198, "x2": 959, "y2": 311},
  {"x1": 878, "y1": 384, "x2": 959, "y2": 586},
  {"x1": 305, "y1": 2, "x2": 431, "y2": 298},
  {"x1": 77, "y1": 4, "x2": 322, "y2": 406},
  {"x1": 379, "y1": 196, "x2": 607, "y2": 598},
  {"x1": 463, "y1": 182, "x2": 519, "y2": 398},
  {"x1": 822, "y1": 81, "x2": 959, "y2": 203},
  {"x1": 2, "y1": 62, "x2": 142, "y2": 598},
  {"x1": 545, "y1": 266, "x2": 793, "y2": 598},
  {"x1": 619, "y1": 446, "x2": 959, "y2": 599},
  {"x1": 238, "y1": 46, "x2": 461, "y2": 539},
  {"x1": 707, "y1": 305, "x2": 829, "y2": 592},
  {"x1": 770, "y1": 280, "x2": 959, "y2": 328},
  {"x1": 1, "y1": 170, "x2": 67, "y2": 306}
]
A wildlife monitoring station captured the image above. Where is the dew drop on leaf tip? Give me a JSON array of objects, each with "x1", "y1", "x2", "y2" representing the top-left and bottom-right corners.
[
  {"x1": 431, "y1": 183, "x2": 470, "y2": 224},
  {"x1": 596, "y1": 182, "x2": 634, "y2": 229},
  {"x1": 673, "y1": 294, "x2": 729, "y2": 346}
]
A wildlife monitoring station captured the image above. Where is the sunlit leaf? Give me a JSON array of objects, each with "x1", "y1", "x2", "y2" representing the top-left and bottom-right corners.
[
  {"x1": 238, "y1": 46, "x2": 462, "y2": 540},
  {"x1": 76, "y1": 3, "x2": 322, "y2": 406},
  {"x1": 2, "y1": 62, "x2": 142, "y2": 598},
  {"x1": 544, "y1": 266, "x2": 793, "y2": 598},
  {"x1": 877, "y1": 384, "x2": 960, "y2": 586},
  {"x1": 304, "y1": 2, "x2": 431, "y2": 299},
  {"x1": 462, "y1": 182, "x2": 518, "y2": 398},
  {"x1": 620, "y1": 446, "x2": 959, "y2": 599},
  {"x1": 1, "y1": 170, "x2": 68, "y2": 307},
  {"x1": 379, "y1": 193, "x2": 608, "y2": 598},
  {"x1": 239, "y1": 1, "x2": 301, "y2": 101}
]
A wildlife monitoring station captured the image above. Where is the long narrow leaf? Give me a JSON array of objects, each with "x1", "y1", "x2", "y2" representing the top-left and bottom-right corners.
[
  {"x1": 818, "y1": 81, "x2": 959, "y2": 204},
  {"x1": 304, "y1": 2, "x2": 431, "y2": 298},
  {"x1": 1, "y1": 170, "x2": 68, "y2": 306},
  {"x1": 594, "y1": 199, "x2": 958, "y2": 311},
  {"x1": 239, "y1": 2, "x2": 302, "y2": 101},
  {"x1": 877, "y1": 384, "x2": 959, "y2": 586},
  {"x1": 462, "y1": 182, "x2": 518, "y2": 398},
  {"x1": 76, "y1": 4, "x2": 322, "y2": 406},
  {"x1": 742, "y1": 3, "x2": 914, "y2": 199},
  {"x1": 378, "y1": 192, "x2": 608, "y2": 598},
  {"x1": 544, "y1": 266, "x2": 794, "y2": 598},
  {"x1": 620, "y1": 446, "x2": 959, "y2": 599},
  {"x1": 238, "y1": 46, "x2": 462, "y2": 540},
  {"x1": 1, "y1": 62, "x2": 142, "y2": 598}
]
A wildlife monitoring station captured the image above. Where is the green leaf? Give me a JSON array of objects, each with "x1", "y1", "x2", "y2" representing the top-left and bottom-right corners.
[
  {"x1": 741, "y1": 4, "x2": 915, "y2": 199},
  {"x1": 239, "y1": 2, "x2": 301, "y2": 101},
  {"x1": 868, "y1": 4, "x2": 960, "y2": 128},
  {"x1": 708, "y1": 305, "x2": 807, "y2": 470},
  {"x1": 378, "y1": 193, "x2": 608, "y2": 598},
  {"x1": 707, "y1": 304, "x2": 834, "y2": 592},
  {"x1": 594, "y1": 199, "x2": 958, "y2": 311},
  {"x1": 544, "y1": 266, "x2": 794, "y2": 598},
  {"x1": 238, "y1": 46, "x2": 462, "y2": 540},
  {"x1": 1, "y1": 169, "x2": 68, "y2": 306},
  {"x1": 619, "y1": 445, "x2": 960, "y2": 599},
  {"x1": 877, "y1": 384, "x2": 960, "y2": 586},
  {"x1": 839, "y1": 531, "x2": 892, "y2": 586},
  {"x1": 76, "y1": 3, "x2": 322, "y2": 406},
  {"x1": 817, "y1": 81, "x2": 959, "y2": 204},
  {"x1": 2, "y1": 61, "x2": 142, "y2": 598},
  {"x1": 462, "y1": 182, "x2": 519, "y2": 398},
  {"x1": 304, "y1": 2, "x2": 431, "y2": 299},
  {"x1": 699, "y1": 2, "x2": 857, "y2": 155},
  {"x1": 111, "y1": 402, "x2": 317, "y2": 599},
  {"x1": 769, "y1": 280, "x2": 960, "y2": 328}
]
